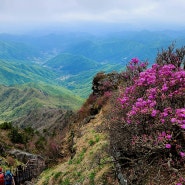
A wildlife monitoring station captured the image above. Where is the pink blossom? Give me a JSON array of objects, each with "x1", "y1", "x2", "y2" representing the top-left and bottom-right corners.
[
  {"x1": 171, "y1": 118, "x2": 177, "y2": 123},
  {"x1": 118, "y1": 61, "x2": 185, "y2": 153},
  {"x1": 165, "y1": 144, "x2": 171, "y2": 149},
  {"x1": 161, "y1": 119, "x2": 165, "y2": 124},
  {"x1": 161, "y1": 112, "x2": 168, "y2": 117},
  {"x1": 166, "y1": 134, "x2": 172, "y2": 140},
  {"x1": 131, "y1": 58, "x2": 139, "y2": 64},
  {"x1": 162, "y1": 84, "x2": 168, "y2": 92},
  {"x1": 180, "y1": 152, "x2": 185, "y2": 158},
  {"x1": 180, "y1": 124, "x2": 185, "y2": 129},
  {"x1": 151, "y1": 110, "x2": 157, "y2": 117}
]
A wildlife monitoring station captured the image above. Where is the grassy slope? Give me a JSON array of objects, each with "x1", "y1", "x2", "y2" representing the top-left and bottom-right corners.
[
  {"x1": 0, "y1": 40, "x2": 40, "y2": 60},
  {"x1": 0, "y1": 60, "x2": 58, "y2": 85},
  {"x1": 18, "y1": 82, "x2": 84, "y2": 109},
  {"x1": 0, "y1": 83, "x2": 84, "y2": 122},
  {"x1": 36, "y1": 110, "x2": 115, "y2": 185}
]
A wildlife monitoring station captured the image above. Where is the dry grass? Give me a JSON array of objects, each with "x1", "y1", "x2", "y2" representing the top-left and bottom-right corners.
[{"x1": 36, "y1": 109, "x2": 116, "y2": 185}]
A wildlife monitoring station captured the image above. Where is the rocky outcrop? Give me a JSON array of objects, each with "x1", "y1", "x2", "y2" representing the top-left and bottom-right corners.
[
  {"x1": 23, "y1": 181, "x2": 34, "y2": 185},
  {"x1": 92, "y1": 71, "x2": 122, "y2": 96},
  {"x1": 9, "y1": 149, "x2": 45, "y2": 165}
]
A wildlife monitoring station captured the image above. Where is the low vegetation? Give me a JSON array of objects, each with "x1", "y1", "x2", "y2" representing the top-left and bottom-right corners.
[
  {"x1": 36, "y1": 109, "x2": 115, "y2": 185},
  {"x1": 108, "y1": 45, "x2": 185, "y2": 184}
]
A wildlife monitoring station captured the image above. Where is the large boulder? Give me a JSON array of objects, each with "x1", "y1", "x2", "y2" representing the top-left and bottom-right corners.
[{"x1": 9, "y1": 149, "x2": 44, "y2": 165}]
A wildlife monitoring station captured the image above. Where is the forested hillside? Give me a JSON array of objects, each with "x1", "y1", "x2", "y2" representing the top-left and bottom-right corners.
[{"x1": 0, "y1": 83, "x2": 83, "y2": 122}]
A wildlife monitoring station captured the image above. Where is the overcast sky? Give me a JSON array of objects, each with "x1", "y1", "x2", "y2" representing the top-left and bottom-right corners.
[{"x1": 0, "y1": 0, "x2": 185, "y2": 33}]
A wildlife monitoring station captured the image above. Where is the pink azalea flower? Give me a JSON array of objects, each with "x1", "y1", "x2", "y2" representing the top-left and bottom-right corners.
[
  {"x1": 151, "y1": 110, "x2": 157, "y2": 117},
  {"x1": 161, "y1": 112, "x2": 168, "y2": 117},
  {"x1": 161, "y1": 119, "x2": 165, "y2": 124},
  {"x1": 166, "y1": 134, "x2": 172, "y2": 140},
  {"x1": 162, "y1": 84, "x2": 168, "y2": 92},
  {"x1": 165, "y1": 144, "x2": 171, "y2": 149},
  {"x1": 161, "y1": 131, "x2": 166, "y2": 137},
  {"x1": 180, "y1": 152, "x2": 185, "y2": 158},
  {"x1": 171, "y1": 118, "x2": 176, "y2": 123},
  {"x1": 181, "y1": 124, "x2": 185, "y2": 129},
  {"x1": 131, "y1": 58, "x2": 139, "y2": 64}
]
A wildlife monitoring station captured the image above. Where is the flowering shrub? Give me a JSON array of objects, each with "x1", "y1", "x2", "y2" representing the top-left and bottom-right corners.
[
  {"x1": 119, "y1": 63, "x2": 185, "y2": 152},
  {"x1": 121, "y1": 57, "x2": 148, "y2": 85},
  {"x1": 109, "y1": 46, "x2": 185, "y2": 184}
]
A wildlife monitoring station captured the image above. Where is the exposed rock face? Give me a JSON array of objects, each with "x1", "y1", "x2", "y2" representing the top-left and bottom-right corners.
[
  {"x1": 23, "y1": 181, "x2": 34, "y2": 185},
  {"x1": 92, "y1": 72, "x2": 121, "y2": 96},
  {"x1": 9, "y1": 149, "x2": 45, "y2": 165}
]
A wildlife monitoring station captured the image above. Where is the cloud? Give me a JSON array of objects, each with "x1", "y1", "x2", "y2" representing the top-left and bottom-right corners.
[{"x1": 0, "y1": 0, "x2": 185, "y2": 30}]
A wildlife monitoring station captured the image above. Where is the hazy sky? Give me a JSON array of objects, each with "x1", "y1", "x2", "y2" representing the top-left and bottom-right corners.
[{"x1": 0, "y1": 0, "x2": 185, "y2": 33}]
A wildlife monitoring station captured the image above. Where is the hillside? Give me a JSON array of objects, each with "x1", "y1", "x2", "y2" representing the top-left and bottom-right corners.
[
  {"x1": 0, "y1": 45, "x2": 185, "y2": 185},
  {"x1": 36, "y1": 109, "x2": 117, "y2": 185},
  {"x1": 45, "y1": 53, "x2": 99, "y2": 74},
  {"x1": 45, "y1": 53, "x2": 124, "y2": 97},
  {"x1": 0, "y1": 40, "x2": 40, "y2": 61},
  {"x1": 0, "y1": 60, "x2": 59, "y2": 85},
  {"x1": 0, "y1": 83, "x2": 83, "y2": 122}
]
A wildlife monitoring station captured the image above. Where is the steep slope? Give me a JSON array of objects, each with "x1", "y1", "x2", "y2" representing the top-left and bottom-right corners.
[
  {"x1": 0, "y1": 40, "x2": 40, "y2": 61},
  {"x1": 36, "y1": 109, "x2": 117, "y2": 185},
  {"x1": 0, "y1": 84, "x2": 83, "y2": 122},
  {"x1": 0, "y1": 60, "x2": 59, "y2": 85},
  {"x1": 14, "y1": 108, "x2": 73, "y2": 131}
]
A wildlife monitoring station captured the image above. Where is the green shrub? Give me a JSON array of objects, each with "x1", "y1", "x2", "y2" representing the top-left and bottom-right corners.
[
  {"x1": 54, "y1": 171, "x2": 62, "y2": 180},
  {"x1": 89, "y1": 172, "x2": 95, "y2": 185},
  {"x1": 23, "y1": 126, "x2": 34, "y2": 136},
  {"x1": 9, "y1": 127, "x2": 26, "y2": 144},
  {"x1": 88, "y1": 139, "x2": 95, "y2": 146},
  {"x1": 59, "y1": 178, "x2": 70, "y2": 185},
  {"x1": 0, "y1": 122, "x2": 12, "y2": 130}
]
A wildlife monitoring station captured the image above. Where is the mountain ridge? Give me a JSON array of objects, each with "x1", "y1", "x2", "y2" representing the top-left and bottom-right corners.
[{"x1": 0, "y1": 83, "x2": 83, "y2": 122}]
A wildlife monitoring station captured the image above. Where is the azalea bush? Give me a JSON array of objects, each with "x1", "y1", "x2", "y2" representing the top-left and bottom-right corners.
[
  {"x1": 109, "y1": 47, "x2": 185, "y2": 184},
  {"x1": 121, "y1": 57, "x2": 148, "y2": 85}
]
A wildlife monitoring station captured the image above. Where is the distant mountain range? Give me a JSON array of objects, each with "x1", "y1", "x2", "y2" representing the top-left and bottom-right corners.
[{"x1": 0, "y1": 30, "x2": 184, "y2": 122}]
